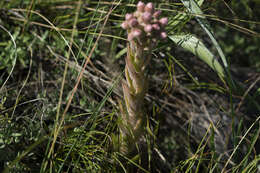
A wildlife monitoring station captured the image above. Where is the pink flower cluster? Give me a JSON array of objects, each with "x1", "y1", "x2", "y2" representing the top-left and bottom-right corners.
[{"x1": 121, "y1": 1, "x2": 168, "y2": 42}]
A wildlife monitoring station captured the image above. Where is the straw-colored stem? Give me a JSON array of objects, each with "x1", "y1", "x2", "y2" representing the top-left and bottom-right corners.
[
  {"x1": 119, "y1": 42, "x2": 149, "y2": 154},
  {"x1": 117, "y1": 0, "x2": 168, "y2": 155}
]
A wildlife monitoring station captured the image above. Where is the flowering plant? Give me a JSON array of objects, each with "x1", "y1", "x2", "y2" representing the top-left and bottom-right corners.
[{"x1": 118, "y1": 1, "x2": 168, "y2": 154}]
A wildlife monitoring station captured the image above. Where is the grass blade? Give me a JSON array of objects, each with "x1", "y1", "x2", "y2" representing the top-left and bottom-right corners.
[
  {"x1": 181, "y1": 0, "x2": 228, "y2": 69},
  {"x1": 169, "y1": 34, "x2": 225, "y2": 79}
]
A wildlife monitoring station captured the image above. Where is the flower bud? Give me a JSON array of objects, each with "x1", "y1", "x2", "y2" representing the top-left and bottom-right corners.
[
  {"x1": 137, "y1": 1, "x2": 145, "y2": 12},
  {"x1": 121, "y1": 21, "x2": 129, "y2": 29},
  {"x1": 134, "y1": 11, "x2": 141, "y2": 18},
  {"x1": 144, "y1": 2, "x2": 154, "y2": 13},
  {"x1": 125, "y1": 13, "x2": 133, "y2": 21},
  {"x1": 129, "y1": 18, "x2": 138, "y2": 27},
  {"x1": 159, "y1": 17, "x2": 168, "y2": 27},
  {"x1": 132, "y1": 28, "x2": 142, "y2": 37},
  {"x1": 142, "y1": 12, "x2": 152, "y2": 23},
  {"x1": 152, "y1": 38, "x2": 157, "y2": 43},
  {"x1": 128, "y1": 32, "x2": 134, "y2": 41},
  {"x1": 152, "y1": 24, "x2": 160, "y2": 30},
  {"x1": 160, "y1": 32, "x2": 167, "y2": 39},
  {"x1": 144, "y1": 24, "x2": 153, "y2": 33},
  {"x1": 153, "y1": 10, "x2": 161, "y2": 19}
]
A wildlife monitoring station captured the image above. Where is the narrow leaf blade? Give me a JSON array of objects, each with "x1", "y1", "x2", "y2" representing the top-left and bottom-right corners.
[{"x1": 169, "y1": 34, "x2": 225, "y2": 79}]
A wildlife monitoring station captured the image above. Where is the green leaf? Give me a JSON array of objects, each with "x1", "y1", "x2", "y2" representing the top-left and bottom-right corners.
[
  {"x1": 169, "y1": 34, "x2": 225, "y2": 79},
  {"x1": 11, "y1": 133, "x2": 22, "y2": 137},
  {"x1": 115, "y1": 47, "x2": 127, "y2": 59},
  {"x1": 181, "y1": 0, "x2": 228, "y2": 69},
  {"x1": 171, "y1": 0, "x2": 204, "y2": 31}
]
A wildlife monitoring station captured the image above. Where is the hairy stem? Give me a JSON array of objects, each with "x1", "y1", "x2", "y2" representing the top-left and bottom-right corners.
[{"x1": 117, "y1": 1, "x2": 168, "y2": 155}]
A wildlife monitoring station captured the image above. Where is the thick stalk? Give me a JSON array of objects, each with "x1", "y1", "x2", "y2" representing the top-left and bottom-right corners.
[{"x1": 118, "y1": 1, "x2": 168, "y2": 154}]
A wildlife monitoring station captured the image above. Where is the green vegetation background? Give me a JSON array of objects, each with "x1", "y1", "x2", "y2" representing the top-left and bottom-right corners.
[{"x1": 0, "y1": 0, "x2": 260, "y2": 172}]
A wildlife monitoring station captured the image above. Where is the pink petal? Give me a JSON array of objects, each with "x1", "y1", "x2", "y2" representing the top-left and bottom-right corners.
[
  {"x1": 160, "y1": 32, "x2": 167, "y2": 39},
  {"x1": 152, "y1": 24, "x2": 160, "y2": 30},
  {"x1": 121, "y1": 21, "x2": 129, "y2": 29},
  {"x1": 145, "y1": 2, "x2": 154, "y2": 13},
  {"x1": 144, "y1": 24, "x2": 153, "y2": 33},
  {"x1": 129, "y1": 18, "x2": 138, "y2": 27},
  {"x1": 153, "y1": 10, "x2": 161, "y2": 19},
  {"x1": 137, "y1": 1, "x2": 145, "y2": 12},
  {"x1": 142, "y1": 12, "x2": 152, "y2": 23},
  {"x1": 159, "y1": 17, "x2": 168, "y2": 27},
  {"x1": 132, "y1": 29, "x2": 142, "y2": 37},
  {"x1": 125, "y1": 13, "x2": 133, "y2": 21}
]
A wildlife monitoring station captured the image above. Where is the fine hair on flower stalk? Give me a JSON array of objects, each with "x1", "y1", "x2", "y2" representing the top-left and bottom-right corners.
[{"x1": 119, "y1": 1, "x2": 168, "y2": 154}]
